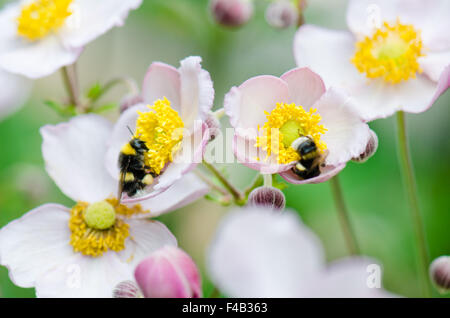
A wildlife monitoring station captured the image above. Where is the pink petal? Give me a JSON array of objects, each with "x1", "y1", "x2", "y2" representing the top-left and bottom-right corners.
[
  {"x1": 281, "y1": 67, "x2": 326, "y2": 108},
  {"x1": 224, "y1": 75, "x2": 289, "y2": 136},
  {"x1": 141, "y1": 62, "x2": 181, "y2": 111},
  {"x1": 41, "y1": 114, "x2": 116, "y2": 203},
  {"x1": 279, "y1": 163, "x2": 345, "y2": 185},
  {"x1": 420, "y1": 52, "x2": 450, "y2": 82}
]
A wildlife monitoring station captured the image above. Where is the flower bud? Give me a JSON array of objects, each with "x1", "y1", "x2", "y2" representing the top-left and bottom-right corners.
[
  {"x1": 352, "y1": 129, "x2": 378, "y2": 163},
  {"x1": 265, "y1": 0, "x2": 299, "y2": 29},
  {"x1": 429, "y1": 256, "x2": 450, "y2": 293},
  {"x1": 113, "y1": 280, "x2": 143, "y2": 298},
  {"x1": 248, "y1": 186, "x2": 286, "y2": 211},
  {"x1": 120, "y1": 94, "x2": 143, "y2": 113},
  {"x1": 134, "y1": 246, "x2": 202, "y2": 298},
  {"x1": 205, "y1": 114, "x2": 222, "y2": 141},
  {"x1": 210, "y1": 0, "x2": 253, "y2": 28}
]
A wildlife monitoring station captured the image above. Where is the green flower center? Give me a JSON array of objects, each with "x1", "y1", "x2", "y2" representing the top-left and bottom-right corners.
[{"x1": 83, "y1": 201, "x2": 116, "y2": 230}]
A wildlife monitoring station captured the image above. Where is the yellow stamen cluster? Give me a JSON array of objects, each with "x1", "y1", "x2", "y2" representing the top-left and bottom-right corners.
[
  {"x1": 135, "y1": 98, "x2": 184, "y2": 175},
  {"x1": 256, "y1": 102, "x2": 327, "y2": 164},
  {"x1": 351, "y1": 20, "x2": 424, "y2": 84},
  {"x1": 69, "y1": 199, "x2": 150, "y2": 257},
  {"x1": 17, "y1": 0, "x2": 73, "y2": 41}
]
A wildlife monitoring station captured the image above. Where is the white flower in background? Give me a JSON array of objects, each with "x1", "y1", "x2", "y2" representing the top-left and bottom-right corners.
[
  {"x1": 224, "y1": 67, "x2": 372, "y2": 184},
  {"x1": 0, "y1": 114, "x2": 209, "y2": 297},
  {"x1": 208, "y1": 207, "x2": 393, "y2": 297},
  {"x1": 105, "y1": 56, "x2": 214, "y2": 203},
  {"x1": 0, "y1": 69, "x2": 32, "y2": 120},
  {"x1": 294, "y1": 0, "x2": 450, "y2": 121},
  {"x1": 0, "y1": 0, "x2": 142, "y2": 78}
]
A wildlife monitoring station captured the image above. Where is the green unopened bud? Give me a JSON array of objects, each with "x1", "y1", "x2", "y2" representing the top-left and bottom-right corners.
[{"x1": 83, "y1": 201, "x2": 116, "y2": 230}]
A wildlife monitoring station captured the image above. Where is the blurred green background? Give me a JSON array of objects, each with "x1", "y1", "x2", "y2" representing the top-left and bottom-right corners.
[{"x1": 0, "y1": 0, "x2": 448, "y2": 298}]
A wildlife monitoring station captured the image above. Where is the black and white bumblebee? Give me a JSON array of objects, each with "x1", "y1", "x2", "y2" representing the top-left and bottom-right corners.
[
  {"x1": 118, "y1": 137, "x2": 157, "y2": 199},
  {"x1": 291, "y1": 136, "x2": 328, "y2": 179}
]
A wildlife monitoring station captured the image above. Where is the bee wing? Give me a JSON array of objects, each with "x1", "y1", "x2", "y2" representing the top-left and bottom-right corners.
[{"x1": 310, "y1": 149, "x2": 329, "y2": 170}]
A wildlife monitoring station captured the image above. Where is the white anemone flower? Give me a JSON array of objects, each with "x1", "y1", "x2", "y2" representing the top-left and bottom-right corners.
[
  {"x1": 105, "y1": 56, "x2": 214, "y2": 203},
  {"x1": 208, "y1": 207, "x2": 393, "y2": 298},
  {"x1": 0, "y1": 0, "x2": 142, "y2": 78},
  {"x1": 0, "y1": 69, "x2": 32, "y2": 119},
  {"x1": 0, "y1": 114, "x2": 209, "y2": 297},
  {"x1": 294, "y1": 0, "x2": 450, "y2": 121}
]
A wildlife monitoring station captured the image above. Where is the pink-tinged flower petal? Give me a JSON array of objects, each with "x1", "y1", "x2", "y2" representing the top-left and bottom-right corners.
[
  {"x1": 307, "y1": 257, "x2": 394, "y2": 298},
  {"x1": 346, "y1": 0, "x2": 450, "y2": 50},
  {"x1": 41, "y1": 114, "x2": 116, "y2": 203},
  {"x1": 281, "y1": 67, "x2": 326, "y2": 108},
  {"x1": 35, "y1": 252, "x2": 132, "y2": 298},
  {"x1": 179, "y1": 56, "x2": 214, "y2": 129},
  {"x1": 0, "y1": 70, "x2": 32, "y2": 120},
  {"x1": 426, "y1": 65, "x2": 450, "y2": 110},
  {"x1": 232, "y1": 135, "x2": 293, "y2": 174},
  {"x1": 279, "y1": 163, "x2": 345, "y2": 185},
  {"x1": 0, "y1": 204, "x2": 73, "y2": 288},
  {"x1": 136, "y1": 173, "x2": 209, "y2": 218},
  {"x1": 141, "y1": 62, "x2": 181, "y2": 111},
  {"x1": 313, "y1": 88, "x2": 371, "y2": 166},
  {"x1": 207, "y1": 208, "x2": 325, "y2": 297},
  {"x1": 350, "y1": 74, "x2": 439, "y2": 120},
  {"x1": 121, "y1": 122, "x2": 209, "y2": 204},
  {"x1": 420, "y1": 52, "x2": 450, "y2": 82},
  {"x1": 294, "y1": 25, "x2": 363, "y2": 92},
  {"x1": 135, "y1": 246, "x2": 201, "y2": 298},
  {"x1": 224, "y1": 75, "x2": 289, "y2": 136},
  {"x1": 60, "y1": 0, "x2": 143, "y2": 49},
  {"x1": 117, "y1": 220, "x2": 177, "y2": 270},
  {"x1": 105, "y1": 103, "x2": 148, "y2": 180}
]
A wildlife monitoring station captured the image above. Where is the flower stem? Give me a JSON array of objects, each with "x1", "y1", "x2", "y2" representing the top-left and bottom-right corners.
[
  {"x1": 263, "y1": 174, "x2": 273, "y2": 187},
  {"x1": 396, "y1": 111, "x2": 432, "y2": 297},
  {"x1": 61, "y1": 64, "x2": 82, "y2": 111},
  {"x1": 330, "y1": 175, "x2": 360, "y2": 255},
  {"x1": 202, "y1": 160, "x2": 245, "y2": 205}
]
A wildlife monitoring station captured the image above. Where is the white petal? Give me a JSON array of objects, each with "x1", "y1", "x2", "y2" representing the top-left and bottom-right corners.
[
  {"x1": 350, "y1": 75, "x2": 439, "y2": 120},
  {"x1": 224, "y1": 75, "x2": 289, "y2": 136},
  {"x1": 419, "y1": 52, "x2": 450, "y2": 82},
  {"x1": 136, "y1": 173, "x2": 209, "y2": 218},
  {"x1": 346, "y1": 0, "x2": 450, "y2": 50},
  {"x1": 35, "y1": 252, "x2": 132, "y2": 298},
  {"x1": 179, "y1": 56, "x2": 214, "y2": 129},
  {"x1": 294, "y1": 25, "x2": 363, "y2": 91},
  {"x1": 105, "y1": 103, "x2": 148, "y2": 180},
  {"x1": 0, "y1": 3, "x2": 81, "y2": 78},
  {"x1": 60, "y1": 0, "x2": 143, "y2": 48},
  {"x1": 312, "y1": 88, "x2": 371, "y2": 166},
  {"x1": 280, "y1": 67, "x2": 326, "y2": 108},
  {"x1": 117, "y1": 219, "x2": 177, "y2": 271},
  {"x1": 141, "y1": 62, "x2": 181, "y2": 110},
  {"x1": 0, "y1": 204, "x2": 73, "y2": 288},
  {"x1": 307, "y1": 257, "x2": 393, "y2": 298},
  {"x1": 41, "y1": 114, "x2": 116, "y2": 203},
  {"x1": 0, "y1": 69, "x2": 32, "y2": 120},
  {"x1": 207, "y1": 207, "x2": 325, "y2": 297},
  {"x1": 232, "y1": 134, "x2": 293, "y2": 174}
]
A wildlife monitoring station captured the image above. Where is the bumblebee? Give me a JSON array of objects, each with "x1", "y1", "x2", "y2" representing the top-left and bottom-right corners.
[
  {"x1": 291, "y1": 136, "x2": 328, "y2": 179},
  {"x1": 118, "y1": 138, "x2": 156, "y2": 199}
]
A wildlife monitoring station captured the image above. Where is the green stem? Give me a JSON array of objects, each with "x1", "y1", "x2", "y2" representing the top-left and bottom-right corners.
[
  {"x1": 263, "y1": 174, "x2": 273, "y2": 187},
  {"x1": 330, "y1": 175, "x2": 360, "y2": 255},
  {"x1": 396, "y1": 111, "x2": 432, "y2": 297},
  {"x1": 61, "y1": 66, "x2": 79, "y2": 108},
  {"x1": 202, "y1": 161, "x2": 245, "y2": 205},
  {"x1": 92, "y1": 76, "x2": 139, "y2": 104}
]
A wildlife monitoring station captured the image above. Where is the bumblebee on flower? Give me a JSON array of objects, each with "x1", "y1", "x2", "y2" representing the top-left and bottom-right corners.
[{"x1": 225, "y1": 67, "x2": 374, "y2": 184}]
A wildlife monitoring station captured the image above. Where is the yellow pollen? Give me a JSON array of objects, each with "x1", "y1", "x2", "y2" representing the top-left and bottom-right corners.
[
  {"x1": 351, "y1": 20, "x2": 424, "y2": 84},
  {"x1": 69, "y1": 199, "x2": 150, "y2": 257},
  {"x1": 135, "y1": 98, "x2": 184, "y2": 175},
  {"x1": 17, "y1": 0, "x2": 73, "y2": 41},
  {"x1": 256, "y1": 102, "x2": 327, "y2": 164}
]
